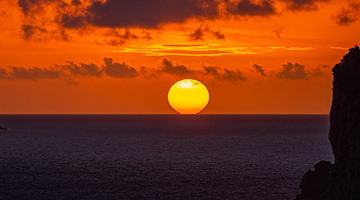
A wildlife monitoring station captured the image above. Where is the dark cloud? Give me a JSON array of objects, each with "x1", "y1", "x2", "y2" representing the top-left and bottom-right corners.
[
  {"x1": 142, "y1": 31, "x2": 153, "y2": 40},
  {"x1": 222, "y1": 69, "x2": 246, "y2": 82},
  {"x1": 21, "y1": 25, "x2": 70, "y2": 41},
  {"x1": 203, "y1": 66, "x2": 246, "y2": 82},
  {"x1": 189, "y1": 28, "x2": 205, "y2": 41},
  {"x1": 203, "y1": 66, "x2": 220, "y2": 77},
  {"x1": 280, "y1": 0, "x2": 329, "y2": 11},
  {"x1": 22, "y1": 25, "x2": 47, "y2": 40},
  {"x1": 18, "y1": 0, "x2": 56, "y2": 15},
  {"x1": 18, "y1": 0, "x2": 81, "y2": 41},
  {"x1": 275, "y1": 62, "x2": 325, "y2": 80},
  {"x1": 0, "y1": 67, "x2": 8, "y2": 78},
  {"x1": 103, "y1": 58, "x2": 139, "y2": 78},
  {"x1": 189, "y1": 26, "x2": 225, "y2": 41},
  {"x1": 334, "y1": 3, "x2": 360, "y2": 26},
  {"x1": 60, "y1": 62, "x2": 102, "y2": 77},
  {"x1": 0, "y1": 58, "x2": 327, "y2": 83},
  {"x1": 157, "y1": 59, "x2": 246, "y2": 82},
  {"x1": 103, "y1": 29, "x2": 151, "y2": 46},
  {"x1": 227, "y1": 0, "x2": 276, "y2": 16},
  {"x1": 9, "y1": 66, "x2": 63, "y2": 80},
  {"x1": 0, "y1": 59, "x2": 247, "y2": 83},
  {"x1": 0, "y1": 58, "x2": 138, "y2": 81},
  {"x1": 105, "y1": 29, "x2": 138, "y2": 40},
  {"x1": 253, "y1": 64, "x2": 266, "y2": 76},
  {"x1": 276, "y1": 62, "x2": 308, "y2": 80},
  {"x1": 212, "y1": 31, "x2": 225, "y2": 39},
  {"x1": 159, "y1": 59, "x2": 194, "y2": 76},
  {"x1": 71, "y1": 0, "x2": 81, "y2": 6},
  {"x1": 17, "y1": 0, "x2": 335, "y2": 33},
  {"x1": 60, "y1": 14, "x2": 87, "y2": 29},
  {"x1": 87, "y1": 0, "x2": 219, "y2": 28}
]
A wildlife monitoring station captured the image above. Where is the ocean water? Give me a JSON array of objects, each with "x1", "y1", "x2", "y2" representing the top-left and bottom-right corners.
[{"x1": 0, "y1": 115, "x2": 333, "y2": 200}]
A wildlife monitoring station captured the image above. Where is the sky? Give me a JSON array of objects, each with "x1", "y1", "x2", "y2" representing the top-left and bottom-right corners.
[{"x1": 0, "y1": 0, "x2": 359, "y2": 114}]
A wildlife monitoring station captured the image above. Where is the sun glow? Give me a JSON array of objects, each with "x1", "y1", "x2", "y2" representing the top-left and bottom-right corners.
[{"x1": 168, "y1": 79, "x2": 210, "y2": 114}]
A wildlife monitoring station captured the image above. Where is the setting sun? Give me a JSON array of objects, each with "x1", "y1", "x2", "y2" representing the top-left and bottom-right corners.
[{"x1": 168, "y1": 79, "x2": 210, "y2": 114}]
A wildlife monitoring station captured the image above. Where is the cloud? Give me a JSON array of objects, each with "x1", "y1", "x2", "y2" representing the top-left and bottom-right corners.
[
  {"x1": 60, "y1": 62, "x2": 102, "y2": 77},
  {"x1": 157, "y1": 59, "x2": 245, "y2": 82},
  {"x1": 9, "y1": 66, "x2": 63, "y2": 80},
  {"x1": 18, "y1": 0, "x2": 84, "y2": 41},
  {"x1": 60, "y1": 14, "x2": 87, "y2": 29},
  {"x1": 87, "y1": 0, "x2": 219, "y2": 28},
  {"x1": 2, "y1": 58, "x2": 326, "y2": 83},
  {"x1": 0, "y1": 58, "x2": 138, "y2": 81},
  {"x1": 189, "y1": 26, "x2": 225, "y2": 41},
  {"x1": 272, "y1": 26, "x2": 283, "y2": 38},
  {"x1": 280, "y1": 0, "x2": 329, "y2": 11},
  {"x1": 203, "y1": 66, "x2": 246, "y2": 82},
  {"x1": 189, "y1": 28, "x2": 205, "y2": 41},
  {"x1": 21, "y1": 25, "x2": 70, "y2": 41},
  {"x1": 253, "y1": 64, "x2": 266, "y2": 76},
  {"x1": 104, "y1": 29, "x2": 139, "y2": 46},
  {"x1": 212, "y1": 31, "x2": 225, "y2": 39},
  {"x1": 103, "y1": 58, "x2": 139, "y2": 78},
  {"x1": 276, "y1": 62, "x2": 308, "y2": 80},
  {"x1": 0, "y1": 67, "x2": 8, "y2": 78},
  {"x1": 221, "y1": 68, "x2": 246, "y2": 82},
  {"x1": 334, "y1": 3, "x2": 360, "y2": 26},
  {"x1": 159, "y1": 59, "x2": 194, "y2": 76},
  {"x1": 275, "y1": 62, "x2": 324, "y2": 80},
  {"x1": 0, "y1": 58, "x2": 248, "y2": 82},
  {"x1": 310, "y1": 67, "x2": 325, "y2": 77},
  {"x1": 0, "y1": 57, "x2": 248, "y2": 83},
  {"x1": 227, "y1": 0, "x2": 276, "y2": 16},
  {"x1": 16, "y1": 0, "x2": 335, "y2": 39},
  {"x1": 21, "y1": 25, "x2": 46, "y2": 40}
]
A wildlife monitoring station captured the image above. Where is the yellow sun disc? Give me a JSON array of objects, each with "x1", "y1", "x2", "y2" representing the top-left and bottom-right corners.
[{"x1": 168, "y1": 79, "x2": 210, "y2": 114}]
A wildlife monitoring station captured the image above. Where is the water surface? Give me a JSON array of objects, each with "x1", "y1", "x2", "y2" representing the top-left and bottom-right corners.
[{"x1": 0, "y1": 115, "x2": 333, "y2": 199}]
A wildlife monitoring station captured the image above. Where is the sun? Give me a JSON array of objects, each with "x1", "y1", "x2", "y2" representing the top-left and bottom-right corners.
[{"x1": 168, "y1": 79, "x2": 210, "y2": 114}]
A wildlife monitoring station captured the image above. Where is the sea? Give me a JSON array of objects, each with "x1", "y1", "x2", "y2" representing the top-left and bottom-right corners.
[{"x1": 0, "y1": 115, "x2": 334, "y2": 200}]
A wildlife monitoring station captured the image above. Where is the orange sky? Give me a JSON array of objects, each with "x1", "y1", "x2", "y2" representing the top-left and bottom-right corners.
[{"x1": 0, "y1": 0, "x2": 359, "y2": 114}]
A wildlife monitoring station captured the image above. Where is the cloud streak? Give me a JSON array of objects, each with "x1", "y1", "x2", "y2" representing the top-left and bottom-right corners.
[
  {"x1": 0, "y1": 58, "x2": 247, "y2": 83},
  {"x1": 0, "y1": 58, "x2": 139, "y2": 81}
]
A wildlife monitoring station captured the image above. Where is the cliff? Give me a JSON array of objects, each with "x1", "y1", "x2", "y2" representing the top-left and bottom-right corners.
[
  {"x1": 329, "y1": 45, "x2": 360, "y2": 199},
  {"x1": 296, "y1": 46, "x2": 360, "y2": 200}
]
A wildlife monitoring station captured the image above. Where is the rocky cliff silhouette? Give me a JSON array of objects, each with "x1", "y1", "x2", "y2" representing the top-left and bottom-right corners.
[{"x1": 296, "y1": 46, "x2": 360, "y2": 200}]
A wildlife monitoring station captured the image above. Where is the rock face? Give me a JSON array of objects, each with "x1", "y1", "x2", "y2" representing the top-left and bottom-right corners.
[
  {"x1": 296, "y1": 161, "x2": 333, "y2": 200},
  {"x1": 329, "y1": 45, "x2": 360, "y2": 199},
  {"x1": 297, "y1": 46, "x2": 360, "y2": 200}
]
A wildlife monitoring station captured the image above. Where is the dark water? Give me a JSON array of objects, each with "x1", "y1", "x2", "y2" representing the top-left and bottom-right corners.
[{"x1": 0, "y1": 115, "x2": 333, "y2": 200}]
